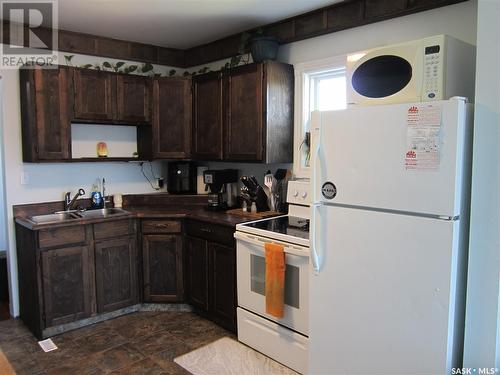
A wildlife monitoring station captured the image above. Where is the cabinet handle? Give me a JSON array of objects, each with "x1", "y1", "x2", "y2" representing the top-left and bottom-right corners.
[{"x1": 200, "y1": 228, "x2": 212, "y2": 233}]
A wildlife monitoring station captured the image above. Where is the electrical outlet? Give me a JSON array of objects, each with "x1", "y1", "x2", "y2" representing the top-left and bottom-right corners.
[{"x1": 20, "y1": 171, "x2": 29, "y2": 185}]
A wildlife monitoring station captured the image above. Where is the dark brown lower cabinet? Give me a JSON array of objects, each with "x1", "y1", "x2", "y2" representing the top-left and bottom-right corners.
[
  {"x1": 143, "y1": 234, "x2": 183, "y2": 302},
  {"x1": 41, "y1": 245, "x2": 93, "y2": 327},
  {"x1": 95, "y1": 236, "x2": 139, "y2": 313},
  {"x1": 208, "y1": 242, "x2": 236, "y2": 330},
  {"x1": 184, "y1": 235, "x2": 209, "y2": 310},
  {"x1": 184, "y1": 222, "x2": 236, "y2": 332}
]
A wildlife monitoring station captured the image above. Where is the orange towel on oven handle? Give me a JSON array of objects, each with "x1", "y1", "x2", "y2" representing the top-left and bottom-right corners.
[{"x1": 265, "y1": 242, "x2": 285, "y2": 318}]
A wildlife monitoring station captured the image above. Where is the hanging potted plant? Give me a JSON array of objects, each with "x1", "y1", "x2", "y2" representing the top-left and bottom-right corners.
[{"x1": 245, "y1": 29, "x2": 280, "y2": 63}]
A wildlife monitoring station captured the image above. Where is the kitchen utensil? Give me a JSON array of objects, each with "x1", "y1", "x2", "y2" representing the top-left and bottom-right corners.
[{"x1": 264, "y1": 171, "x2": 276, "y2": 211}]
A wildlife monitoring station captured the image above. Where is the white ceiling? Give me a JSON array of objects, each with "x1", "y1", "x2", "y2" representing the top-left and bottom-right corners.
[{"x1": 52, "y1": 0, "x2": 341, "y2": 49}]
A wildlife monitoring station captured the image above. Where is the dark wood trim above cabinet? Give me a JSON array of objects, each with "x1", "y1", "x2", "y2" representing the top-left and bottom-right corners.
[
  {"x1": 182, "y1": 0, "x2": 469, "y2": 66},
  {"x1": 4, "y1": 1, "x2": 467, "y2": 68}
]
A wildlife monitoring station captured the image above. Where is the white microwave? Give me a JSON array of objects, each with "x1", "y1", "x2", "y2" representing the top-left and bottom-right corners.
[{"x1": 346, "y1": 35, "x2": 476, "y2": 106}]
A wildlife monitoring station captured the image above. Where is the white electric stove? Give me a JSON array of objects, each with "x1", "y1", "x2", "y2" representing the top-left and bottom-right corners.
[{"x1": 235, "y1": 180, "x2": 310, "y2": 374}]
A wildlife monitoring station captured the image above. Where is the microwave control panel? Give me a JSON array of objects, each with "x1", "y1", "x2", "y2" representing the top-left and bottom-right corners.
[{"x1": 423, "y1": 44, "x2": 443, "y2": 100}]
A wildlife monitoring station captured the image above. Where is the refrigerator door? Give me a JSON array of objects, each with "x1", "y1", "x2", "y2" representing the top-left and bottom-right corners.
[
  {"x1": 309, "y1": 205, "x2": 463, "y2": 375},
  {"x1": 311, "y1": 98, "x2": 472, "y2": 217}
]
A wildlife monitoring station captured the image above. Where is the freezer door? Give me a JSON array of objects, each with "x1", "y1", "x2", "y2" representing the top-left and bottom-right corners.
[
  {"x1": 309, "y1": 205, "x2": 464, "y2": 375},
  {"x1": 311, "y1": 98, "x2": 472, "y2": 217}
]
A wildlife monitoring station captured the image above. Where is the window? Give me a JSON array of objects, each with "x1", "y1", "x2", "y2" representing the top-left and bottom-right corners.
[{"x1": 294, "y1": 56, "x2": 347, "y2": 177}]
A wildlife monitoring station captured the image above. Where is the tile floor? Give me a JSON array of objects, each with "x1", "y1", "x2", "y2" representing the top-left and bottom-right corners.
[{"x1": 0, "y1": 311, "x2": 234, "y2": 374}]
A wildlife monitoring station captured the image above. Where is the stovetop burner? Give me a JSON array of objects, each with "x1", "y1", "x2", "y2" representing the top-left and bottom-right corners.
[{"x1": 243, "y1": 216, "x2": 309, "y2": 240}]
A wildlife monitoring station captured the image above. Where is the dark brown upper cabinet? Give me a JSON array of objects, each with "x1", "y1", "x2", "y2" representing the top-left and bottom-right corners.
[
  {"x1": 152, "y1": 77, "x2": 192, "y2": 159},
  {"x1": 192, "y1": 61, "x2": 294, "y2": 163},
  {"x1": 19, "y1": 66, "x2": 73, "y2": 162},
  {"x1": 116, "y1": 75, "x2": 152, "y2": 123},
  {"x1": 73, "y1": 68, "x2": 152, "y2": 125},
  {"x1": 192, "y1": 71, "x2": 224, "y2": 160},
  {"x1": 73, "y1": 68, "x2": 115, "y2": 122},
  {"x1": 224, "y1": 61, "x2": 294, "y2": 163},
  {"x1": 224, "y1": 63, "x2": 264, "y2": 161}
]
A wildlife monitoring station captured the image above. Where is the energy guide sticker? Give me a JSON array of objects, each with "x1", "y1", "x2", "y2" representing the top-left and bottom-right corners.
[{"x1": 405, "y1": 104, "x2": 442, "y2": 170}]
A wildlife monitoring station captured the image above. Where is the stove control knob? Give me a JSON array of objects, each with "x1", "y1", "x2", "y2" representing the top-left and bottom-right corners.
[
  {"x1": 293, "y1": 190, "x2": 299, "y2": 197},
  {"x1": 301, "y1": 191, "x2": 308, "y2": 198}
]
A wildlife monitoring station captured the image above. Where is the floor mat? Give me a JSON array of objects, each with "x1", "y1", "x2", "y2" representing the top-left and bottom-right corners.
[{"x1": 174, "y1": 337, "x2": 298, "y2": 375}]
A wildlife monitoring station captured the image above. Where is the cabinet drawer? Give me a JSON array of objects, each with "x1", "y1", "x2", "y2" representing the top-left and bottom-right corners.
[
  {"x1": 38, "y1": 225, "x2": 88, "y2": 249},
  {"x1": 185, "y1": 219, "x2": 234, "y2": 246},
  {"x1": 141, "y1": 220, "x2": 181, "y2": 234},
  {"x1": 94, "y1": 219, "x2": 135, "y2": 240}
]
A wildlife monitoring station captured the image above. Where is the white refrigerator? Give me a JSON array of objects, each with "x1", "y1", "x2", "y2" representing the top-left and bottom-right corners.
[{"x1": 309, "y1": 98, "x2": 473, "y2": 375}]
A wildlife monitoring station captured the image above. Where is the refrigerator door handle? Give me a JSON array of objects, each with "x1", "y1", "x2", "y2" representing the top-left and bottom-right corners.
[
  {"x1": 312, "y1": 112, "x2": 324, "y2": 203},
  {"x1": 311, "y1": 204, "x2": 322, "y2": 274}
]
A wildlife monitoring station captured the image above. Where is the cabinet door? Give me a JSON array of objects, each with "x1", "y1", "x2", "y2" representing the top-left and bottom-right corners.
[
  {"x1": 208, "y1": 241, "x2": 236, "y2": 331},
  {"x1": 116, "y1": 75, "x2": 152, "y2": 123},
  {"x1": 73, "y1": 69, "x2": 115, "y2": 121},
  {"x1": 192, "y1": 72, "x2": 223, "y2": 160},
  {"x1": 41, "y1": 245, "x2": 92, "y2": 327},
  {"x1": 152, "y1": 77, "x2": 191, "y2": 158},
  {"x1": 143, "y1": 234, "x2": 183, "y2": 302},
  {"x1": 225, "y1": 64, "x2": 264, "y2": 161},
  {"x1": 95, "y1": 236, "x2": 138, "y2": 313},
  {"x1": 20, "y1": 66, "x2": 72, "y2": 161},
  {"x1": 184, "y1": 235, "x2": 209, "y2": 310}
]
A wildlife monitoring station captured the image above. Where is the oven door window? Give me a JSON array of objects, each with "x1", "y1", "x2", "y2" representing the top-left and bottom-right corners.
[
  {"x1": 250, "y1": 254, "x2": 300, "y2": 309},
  {"x1": 352, "y1": 55, "x2": 412, "y2": 98}
]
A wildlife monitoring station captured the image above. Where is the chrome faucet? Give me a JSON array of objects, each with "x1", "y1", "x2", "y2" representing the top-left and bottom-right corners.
[{"x1": 64, "y1": 188, "x2": 86, "y2": 211}]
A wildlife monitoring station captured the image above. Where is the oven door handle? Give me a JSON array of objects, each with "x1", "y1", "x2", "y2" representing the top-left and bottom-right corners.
[{"x1": 234, "y1": 232, "x2": 310, "y2": 258}]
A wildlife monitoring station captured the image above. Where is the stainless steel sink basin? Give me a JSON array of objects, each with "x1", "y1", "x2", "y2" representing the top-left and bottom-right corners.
[
  {"x1": 29, "y1": 212, "x2": 80, "y2": 224},
  {"x1": 75, "y1": 208, "x2": 130, "y2": 219},
  {"x1": 28, "y1": 208, "x2": 130, "y2": 225}
]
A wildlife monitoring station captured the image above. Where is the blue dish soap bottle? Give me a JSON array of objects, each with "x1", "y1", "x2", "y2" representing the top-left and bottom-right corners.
[{"x1": 90, "y1": 181, "x2": 103, "y2": 209}]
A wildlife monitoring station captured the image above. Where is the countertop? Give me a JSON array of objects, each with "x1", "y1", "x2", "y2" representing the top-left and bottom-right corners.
[{"x1": 15, "y1": 206, "x2": 272, "y2": 230}]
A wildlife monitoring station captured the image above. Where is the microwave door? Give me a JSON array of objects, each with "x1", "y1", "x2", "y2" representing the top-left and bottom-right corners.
[{"x1": 351, "y1": 55, "x2": 413, "y2": 99}]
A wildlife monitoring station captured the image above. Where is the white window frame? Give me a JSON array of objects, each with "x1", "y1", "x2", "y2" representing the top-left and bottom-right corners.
[{"x1": 293, "y1": 55, "x2": 347, "y2": 179}]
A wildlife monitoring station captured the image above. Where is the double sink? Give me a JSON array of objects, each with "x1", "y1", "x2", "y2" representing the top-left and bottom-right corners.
[{"x1": 28, "y1": 208, "x2": 130, "y2": 225}]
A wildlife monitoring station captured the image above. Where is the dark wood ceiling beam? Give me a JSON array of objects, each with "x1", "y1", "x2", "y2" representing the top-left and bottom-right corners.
[
  {"x1": 184, "y1": 0, "x2": 469, "y2": 67},
  {"x1": 2, "y1": 0, "x2": 468, "y2": 69}
]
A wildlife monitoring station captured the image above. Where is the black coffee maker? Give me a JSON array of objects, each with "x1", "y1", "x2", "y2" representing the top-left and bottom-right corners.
[
  {"x1": 203, "y1": 169, "x2": 238, "y2": 210},
  {"x1": 167, "y1": 162, "x2": 196, "y2": 194}
]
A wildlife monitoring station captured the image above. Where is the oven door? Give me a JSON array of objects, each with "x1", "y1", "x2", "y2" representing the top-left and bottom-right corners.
[{"x1": 235, "y1": 231, "x2": 309, "y2": 335}]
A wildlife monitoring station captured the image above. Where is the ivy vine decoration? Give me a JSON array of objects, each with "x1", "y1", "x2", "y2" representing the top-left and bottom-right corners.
[{"x1": 64, "y1": 55, "x2": 163, "y2": 76}]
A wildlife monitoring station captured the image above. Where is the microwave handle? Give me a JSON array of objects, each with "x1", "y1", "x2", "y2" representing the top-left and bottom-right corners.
[{"x1": 234, "y1": 232, "x2": 309, "y2": 258}]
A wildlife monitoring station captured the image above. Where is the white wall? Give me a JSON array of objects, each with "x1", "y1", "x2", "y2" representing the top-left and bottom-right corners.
[
  {"x1": 1, "y1": 52, "x2": 176, "y2": 316},
  {"x1": 463, "y1": 0, "x2": 500, "y2": 368},
  {"x1": 0, "y1": 82, "x2": 6, "y2": 253}
]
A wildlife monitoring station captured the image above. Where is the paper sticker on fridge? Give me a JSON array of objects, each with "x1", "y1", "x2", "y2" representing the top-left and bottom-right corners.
[{"x1": 405, "y1": 103, "x2": 442, "y2": 170}]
